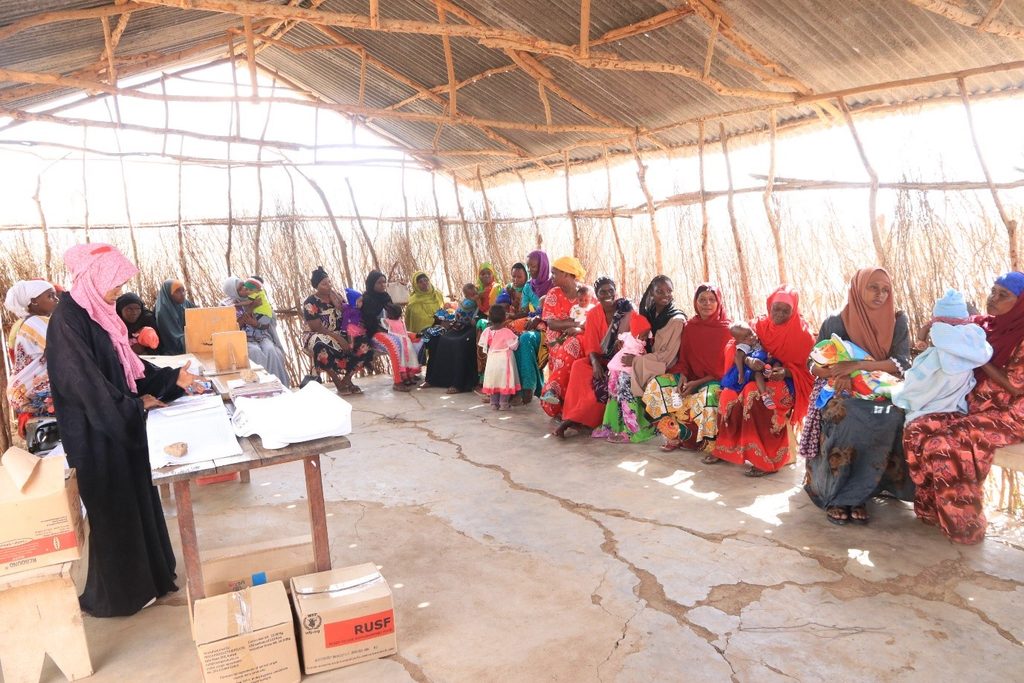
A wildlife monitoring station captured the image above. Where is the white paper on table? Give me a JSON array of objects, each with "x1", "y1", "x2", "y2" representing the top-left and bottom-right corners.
[
  {"x1": 226, "y1": 373, "x2": 278, "y2": 389},
  {"x1": 147, "y1": 394, "x2": 242, "y2": 469},
  {"x1": 231, "y1": 382, "x2": 352, "y2": 449}
]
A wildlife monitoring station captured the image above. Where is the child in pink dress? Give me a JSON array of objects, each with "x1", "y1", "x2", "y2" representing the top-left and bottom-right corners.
[
  {"x1": 479, "y1": 305, "x2": 521, "y2": 410},
  {"x1": 383, "y1": 303, "x2": 421, "y2": 385},
  {"x1": 594, "y1": 307, "x2": 652, "y2": 441}
]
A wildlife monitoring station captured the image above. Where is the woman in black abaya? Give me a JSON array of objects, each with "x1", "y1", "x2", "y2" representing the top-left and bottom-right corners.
[{"x1": 47, "y1": 243, "x2": 203, "y2": 617}]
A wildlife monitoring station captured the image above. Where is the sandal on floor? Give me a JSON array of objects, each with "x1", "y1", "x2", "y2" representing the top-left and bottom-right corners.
[
  {"x1": 849, "y1": 505, "x2": 870, "y2": 525},
  {"x1": 659, "y1": 440, "x2": 681, "y2": 452},
  {"x1": 394, "y1": 383, "x2": 412, "y2": 392},
  {"x1": 827, "y1": 506, "x2": 850, "y2": 526},
  {"x1": 605, "y1": 433, "x2": 630, "y2": 444},
  {"x1": 700, "y1": 454, "x2": 721, "y2": 465},
  {"x1": 744, "y1": 466, "x2": 775, "y2": 478}
]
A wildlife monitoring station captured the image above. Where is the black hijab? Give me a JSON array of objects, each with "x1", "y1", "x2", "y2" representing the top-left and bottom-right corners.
[
  {"x1": 361, "y1": 270, "x2": 392, "y2": 336},
  {"x1": 638, "y1": 276, "x2": 684, "y2": 347},
  {"x1": 115, "y1": 292, "x2": 156, "y2": 334}
]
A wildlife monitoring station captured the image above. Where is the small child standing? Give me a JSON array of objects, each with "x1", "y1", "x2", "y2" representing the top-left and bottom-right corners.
[
  {"x1": 892, "y1": 289, "x2": 992, "y2": 423},
  {"x1": 478, "y1": 305, "x2": 520, "y2": 410},
  {"x1": 594, "y1": 304, "x2": 652, "y2": 442},
  {"x1": 722, "y1": 321, "x2": 777, "y2": 408},
  {"x1": 383, "y1": 303, "x2": 421, "y2": 385}
]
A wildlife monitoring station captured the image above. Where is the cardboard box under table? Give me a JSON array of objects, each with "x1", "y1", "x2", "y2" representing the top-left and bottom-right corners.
[
  {"x1": 0, "y1": 446, "x2": 84, "y2": 577},
  {"x1": 291, "y1": 564, "x2": 398, "y2": 674},
  {"x1": 152, "y1": 433, "x2": 350, "y2": 604},
  {"x1": 193, "y1": 580, "x2": 300, "y2": 683}
]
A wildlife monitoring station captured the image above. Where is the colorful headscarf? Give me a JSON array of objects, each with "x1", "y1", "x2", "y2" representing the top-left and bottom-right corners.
[
  {"x1": 4, "y1": 280, "x2": 52, "y2": 318},
  {"x1": 638, "y1": 275, "x2": 683, "y2": 337},
  {"x1": 753, "y1": 285, "x2": 815, "y2": 422},
  {"x1": 680, "y1": 283, "x2": 733, "y2": 380},
  {"x1": 975, "y1": 271, "x2": 1024, "y2": 374},
  {"x1": 551, "y1": 256, "x2": 586, "y2": 281},
  {"x1": 527, "y1": 250, "x2": 553, "y2": 298},
  {"x1": 840, "y1": 267, "x2": 896, "y2": 361},
  {"x1": 409, "y1": 271, "x2": 442, "y2": 304},
  {"x1": 64, "y1": 243, "x2": 145, "y2": 392},
  {"x1": 476, "y1": 262, "x2": 503, "y2": 290}
]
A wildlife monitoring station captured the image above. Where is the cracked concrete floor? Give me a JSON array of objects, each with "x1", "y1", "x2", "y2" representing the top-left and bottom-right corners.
[{"x1": 40, "y1": 375, "x2": 1024, "y2": 682}]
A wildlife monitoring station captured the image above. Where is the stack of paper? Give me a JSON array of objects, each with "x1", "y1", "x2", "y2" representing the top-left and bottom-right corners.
[
  {"x1": 231, "y1": 383, "x2": 352, "y2": 449},
  {"x1": 227, "y1": 373, "x2": 285, "y2": 401},
  {"x1": 147, "y1": 395, "x2": 242, "y2": 469}
]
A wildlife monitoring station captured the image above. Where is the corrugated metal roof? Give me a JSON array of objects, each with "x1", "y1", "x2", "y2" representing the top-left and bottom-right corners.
[{"x1": 3, "y1": 0, "x2": 1024, "y2": 181}]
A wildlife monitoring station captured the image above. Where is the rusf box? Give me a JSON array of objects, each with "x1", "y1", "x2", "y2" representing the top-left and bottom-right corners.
[
  {"x1": 290, "y1": 564, "x2": 397, "y2": 674},
  {"x1": 0, "y1": 447, "x2": 84, "y2": 577},
  {"x1": 193, "y1": 581, "x2": 300, "y2": 683}
]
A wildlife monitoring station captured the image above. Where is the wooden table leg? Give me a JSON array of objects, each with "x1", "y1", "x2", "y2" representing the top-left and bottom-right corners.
[
  {"x1": 304, "y1": 455, "x2": 331, "y2": 572},
  {"x1": 173, "y1": 480, "x2": 205, "y2": 603},
  {"x1": 239, "y1": 470, "x2": 251, "y2": 484},
  {"x1": 159, "y1": 483, "x2": 171, "y2": 501}
]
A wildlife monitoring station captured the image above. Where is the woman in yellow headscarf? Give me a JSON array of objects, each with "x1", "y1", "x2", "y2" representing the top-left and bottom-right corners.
[
  {"x1": 539, "y1": 256, "x2": 588, "y2": 417},
  {"x1": 405, "y1": 271, "x2": 445, "y2": 334}
]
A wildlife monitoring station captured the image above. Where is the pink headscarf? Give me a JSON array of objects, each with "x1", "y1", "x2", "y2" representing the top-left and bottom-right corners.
[{"x1": 65, "y1": 243, "x2": 146, "y2": 392}]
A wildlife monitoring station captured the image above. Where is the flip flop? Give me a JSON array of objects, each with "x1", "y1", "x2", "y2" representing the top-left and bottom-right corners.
[
  {"x1": 744, "y1": 466, "x2": 775, "y2": 478},
  {"x1": 659, "y1": 441, "x2": 681, "y2": 453},
  {"x1": 700, "y1": 454, "x2": 721, "y2": 465},
  {"x1": 849, "y1": 506, "x2": 870, "y2": 525},
  {"x1": 827, "y1": 507, "x2": 850, "y2": 526}
]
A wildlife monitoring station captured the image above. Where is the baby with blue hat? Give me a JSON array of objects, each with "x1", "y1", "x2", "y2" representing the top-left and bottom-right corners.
[{"x1": 892, "y1": 288, "x2": 992, "y2": 423}]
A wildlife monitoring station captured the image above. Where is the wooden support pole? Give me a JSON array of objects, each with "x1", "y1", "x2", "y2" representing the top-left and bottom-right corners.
[
  {"x1": 105, "y1": 99, "x2": 140, "y2": 276},
  {"x1": 514, "y1": 169, "x2": 542, "y2": 249},
  {"x1": 719, "y1": 123, "x2": 753, "y2": 319},
  {"x1": 476, "y1": 165, "x2": 505, "y2": 276},
  {"x1": 357, "y1": 50, "x2": 367, "y2": 106},
  {"x1": 563, "y1": 151, "x2": 581, "y2": 259},
  {"x1": 430, "y1": 172, "x2": 455, "y2": 297},
  {"x1": 603, "y1": 146, "x2": 627, "y2": 296},
  {"x1": 401, "y1": 155, "x2": 412, "y2": 260},
  {"x1": 702, "y1": 15, "x2": 720, "y2": 80},
  {"x1": 369, "y1": 0, "x2": 379, "y2": 29},
  {"x1": 435, "y1": 2, "x2": 457, "y2": 117},
  {"x1": 176, "y1": 137, "x2": 190, "y2": 289},
  {"x1": 630, "y1": 138, "x2": 665, "y2": 275},
  {"x1": 32, "y1": 177, "x2": 52, "y2": 281},
  {"x1": 345, "y1": 177, "x2": 380, "y2": 271},
  {"x1": 100, "y1": 16, "x2": 118, "y2": 85},
  {"x1": 579, "y1": 0, "x2": 591, "y2": 58},
  {"x1": 763, "y1": 110, "x2": 787, "y2": 282},
  {"x1": 838, "y1": 96, "x2": 887, "y2": 269},
  {"x1": 294, "y1": 167, "x2": 353, "y2": 286},
  {"x1": 958, "y1": 78, "x2": 1018, "y2": 269},
  {"x1": 450, "y1": 173, "x2": 478, "y2": 268},
  {"x1": 978, "y1": 0, "x2": 1006, "y2": 32},
  {"x1": 253, "y1": 81, "x2": 275, "y2": 274},
  {"x1": 537, "y1": 83, "x2": 552, "y2": 127},
  {"x1": 243, "y1": 16, "x2": 259, "y2": 97},
  {"x1": 81, "y1": 125, "x2": 90, "y2": 243},
  {"x1": 698, "y1": 120, "x2": 710, "y2": 281}
]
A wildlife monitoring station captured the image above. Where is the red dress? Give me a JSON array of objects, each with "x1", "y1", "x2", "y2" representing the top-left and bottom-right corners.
[
  {"x1": 541, "y1": 288, "x2": 582, "y2": 417},
  {"x1": 561, "y1": 305, "x2": 611, "y2": 427},
  {"x1": 904, "y1": 341, "x2": 1024, "y2": 544},
  {"x1": 713, "y1": 286, "x2": 815, "y2": 472}
]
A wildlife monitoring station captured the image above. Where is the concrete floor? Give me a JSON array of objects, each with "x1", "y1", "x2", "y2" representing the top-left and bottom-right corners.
[{"x1": 38, "y1": 375, "x2": 1024, "y2": 682}]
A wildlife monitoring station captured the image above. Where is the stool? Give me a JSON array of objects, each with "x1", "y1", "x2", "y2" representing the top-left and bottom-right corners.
[{"x1": 0, "y1": 562, "x2": 92, "y2": 682}]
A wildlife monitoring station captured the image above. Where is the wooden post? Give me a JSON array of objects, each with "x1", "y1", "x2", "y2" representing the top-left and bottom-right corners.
[
  {"x1": 579, "y1": 0, "x2": 591, "y2": 58},
  {"x1": 369, "y1": 0, "x2": 379, "y2": 29},
  {"x1": 81, "y1": 124, "x2": 90, "y2": 243},
  {"x1": 603, "y1": 146, "x2": 627, "y2": 295},
  {"x1": 763, "y1": 110, "x2": 787, "y2": 282},
  {"x1": 345, "y1": 177, "x2": 380, "y2": 271},
  {"x1": 698, "y1": 120, "x2": 710, "y2": 281},
  {"x1": 294, "y1": 167, "x2": 353, "y2": 286},
  {"x1": 702, "y1": 15, "x2": 720, "y2": 80},
  {"x1": 631, "y1": 137, "x2": 665, "y2": 274},
  {"x1": 32, "y1": 176, "x2": 52, "y2": 281},
  {"x1": 243, "y1": 16, "x2": 258, "y2": 97},
  {"x1": 401, "y1": 155, "x2": 412, "y2": 263},
  {"x1": 838, "y1": 96, "x2": 887, "y2": 269},
  {"x1": 435, "y1": 1, "x2": 457, "y2": 116},
  {"x1": 476, "y1": 165, "x2": 505, "y2": 276},
  {"x1": 514, "y1": 169, "x2": 542, "y2": 248},
  {"x1": 253, "y1": 81, "x2": 275, "y2": 274},
  {"x1": 958, "y1": 77, "x2": 1018, "y2": 269},
  {"x1": 563, "y1": 151, "x2": 581, "y2": 259},
  {"x1": 431, "y1": 171, "x2": 455, "y2": 297},
  {"x1": 719, "y1": 123, "x2": 753, "y2": 319},
  {"x1": 176, "y1": 137, "x2": 190, "y2": 289},
  {"x1": 105, "y1": 98, "x2": 140, "y2": 274},
  {"x1": 451, "y1": 172, "x2": 478, "y2": 267}
]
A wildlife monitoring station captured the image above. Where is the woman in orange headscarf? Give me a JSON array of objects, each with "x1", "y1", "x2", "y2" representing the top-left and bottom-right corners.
[
  {"x1": 803, "y1": 268, "x2": 915, "y2": 526},
  {"x1": 710, "y1": 285, "x2": 815, "y2": 476}
]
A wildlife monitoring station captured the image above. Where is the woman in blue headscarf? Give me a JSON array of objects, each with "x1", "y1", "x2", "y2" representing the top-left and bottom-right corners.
[{"x1": 153, "y1": 279, "x2": 196, "y2": 355}]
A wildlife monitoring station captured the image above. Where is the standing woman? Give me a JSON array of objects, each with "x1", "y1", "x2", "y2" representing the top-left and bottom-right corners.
[
  {"x1": 904, "y1": 272, "x2": 1024, "y2": 543},
  {"x1": 47, "y1": 243, "x2": 202, "y2": 616},
  {"x1": 554, "y1": 277, "x2": 620, "y2": 436},
  {"x1": 5, "y1": 280, "x2": 59, "y2": 432},
  {"x1": 804, "y1": 268, "x2": 914, "y2": 525},
  {"x1": 538, "y1": 257, "x2": 587, "y2": 417},
  {"x1": 363, "y1": 270, "x2": 412, "y2": 392},
  {"x1": 644, "y1": 283, "x2": 733, "y2": 453},
  {"x1": 711, "y1": 286, "x2": 815, "y2": 476},
  {"x1": 154, "y1": 278, "x2": 196, "y2": 355}
]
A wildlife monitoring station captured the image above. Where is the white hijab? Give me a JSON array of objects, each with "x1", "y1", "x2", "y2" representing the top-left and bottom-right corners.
[{"x1": 4, "y1": 280, "x2": 52, "y2": 318}]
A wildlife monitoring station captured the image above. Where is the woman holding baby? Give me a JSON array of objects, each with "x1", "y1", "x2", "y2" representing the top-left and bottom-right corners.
[{"x1": 802, "y1": 268, "x2": 915, "y2": 525}]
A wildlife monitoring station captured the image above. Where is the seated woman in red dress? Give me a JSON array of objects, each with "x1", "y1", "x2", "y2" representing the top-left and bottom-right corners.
[
  {"x1": 709, "y1": 285, "x2": 815, "y2": 477},
  {"x1": 904, "y1": 271, "x2": 1024, "y2": 544}
]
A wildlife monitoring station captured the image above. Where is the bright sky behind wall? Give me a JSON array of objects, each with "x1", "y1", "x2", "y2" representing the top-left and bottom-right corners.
[{"x1": 0, "y1": 62, "x2": 1023, "y2": 235}]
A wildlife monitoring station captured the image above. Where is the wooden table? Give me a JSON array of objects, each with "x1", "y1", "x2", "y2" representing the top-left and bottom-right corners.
[{"x1": 151, "y1": 433, "x2": 350, "y2": 604}]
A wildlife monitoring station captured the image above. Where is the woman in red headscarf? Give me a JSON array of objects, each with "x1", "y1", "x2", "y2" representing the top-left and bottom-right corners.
[
  {"x1": 710, "y1": 286, "x2": 815, "y2": 476},
  {"x1": 904, "y1": 272, "x2": 1024, "y2": 544},
  {"x1": 47, "y1": 243, "x2": 204, "y2": 617},
  {"x1": 803, "y1": 268, "x2": 915, "y2": 526},
  {"x1": 643, "y1": 283, "x2": 733, "y2": 453}
]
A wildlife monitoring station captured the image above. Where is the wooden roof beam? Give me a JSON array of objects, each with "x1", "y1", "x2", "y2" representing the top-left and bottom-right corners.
[
  {"x1": 905, "y1": 0, "x2": 1024, "y2": 38},
  {"x1": 0, "y1": 3, "x2": 147, "y2": 43}
]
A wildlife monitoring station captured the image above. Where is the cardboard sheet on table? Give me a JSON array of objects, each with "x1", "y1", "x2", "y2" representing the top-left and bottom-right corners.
[
  {"x1": 147, "y1": 395, "x2": 242, "y2": 469},
  {"x1": 232, "y1": 383, "x2": 351, "y2": 449}
]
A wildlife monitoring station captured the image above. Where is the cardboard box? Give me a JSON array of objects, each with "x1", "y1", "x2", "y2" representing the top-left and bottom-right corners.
[
  {"x1": 193, "y1": 581, "x2": 301, "y2": 683},
  {"x1": 203, "y1": 535, "x2": 315, "y2": 597},
  {"x1": 0, "y1": 447, "x2": 84, "y2": 577},
  {"x1": 290, "y1": 564, "x2": 397, "y2": 674}
]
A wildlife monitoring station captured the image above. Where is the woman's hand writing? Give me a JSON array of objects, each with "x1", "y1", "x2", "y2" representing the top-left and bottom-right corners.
[{"x1": 141, "y1": 394, "x2": 166, "y2": 410}]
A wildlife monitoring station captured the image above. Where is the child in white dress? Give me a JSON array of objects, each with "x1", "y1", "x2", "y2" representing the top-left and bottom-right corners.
[{"x1": 479, "y1": 305, "x2": 521, "y2": 410}]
